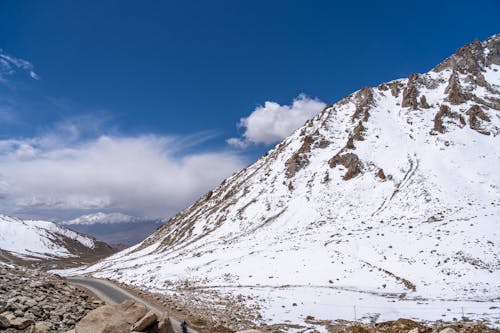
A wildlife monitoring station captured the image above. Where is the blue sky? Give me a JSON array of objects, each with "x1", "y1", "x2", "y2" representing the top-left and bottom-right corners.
[{"x1": 0, "y1": 0, "x2": 498, "y2": 220}]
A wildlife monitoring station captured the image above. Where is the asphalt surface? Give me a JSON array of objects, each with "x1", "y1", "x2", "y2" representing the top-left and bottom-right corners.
[{"x1": 68, "y1": 276, "x2": 198, "y2": 333}]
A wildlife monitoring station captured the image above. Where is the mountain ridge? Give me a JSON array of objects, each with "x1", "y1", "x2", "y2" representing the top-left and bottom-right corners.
[{"x1": 0, "y1": 214, "x2": 115, "y2": 269}]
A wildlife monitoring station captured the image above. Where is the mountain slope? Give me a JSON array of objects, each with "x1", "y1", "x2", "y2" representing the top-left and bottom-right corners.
[
  {"x1": 0, "y1": 215, "x2": 115, "y2": 268},
  {"x1": 62, "y1": 35, "x2": 500, "y2": 329}
]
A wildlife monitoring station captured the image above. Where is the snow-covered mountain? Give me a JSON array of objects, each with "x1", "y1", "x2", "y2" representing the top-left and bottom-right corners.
[
  {"x1": 63, "y1": 212, "x2": 144, "y2": 225},
  {"x1": 62, "y1": 35, "x2": 500, "y2": 329},
  {"x1": 60, "y1": 212, "x2": 164, "y2": 247},
  {"x1": 0, "y1": 214, "x2": 114, "y2": 268}
]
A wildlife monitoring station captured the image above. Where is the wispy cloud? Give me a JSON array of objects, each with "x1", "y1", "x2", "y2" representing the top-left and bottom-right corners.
[
  {"x1": 227, "y1": 94, "x2": 326, "y2": 148},
  {"x1": 0, "y1": 49, "x2": 40, "y2": 83},
  {"x1": 0, "y1": 123, "x2": 246, "y2": 219}
]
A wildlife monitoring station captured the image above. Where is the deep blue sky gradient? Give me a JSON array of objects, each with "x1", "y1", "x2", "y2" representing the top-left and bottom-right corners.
[{"x1": 1, "y1": 0, "x2": 499, "y2": 154}]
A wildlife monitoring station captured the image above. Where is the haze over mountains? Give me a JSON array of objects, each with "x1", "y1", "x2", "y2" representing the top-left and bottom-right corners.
[
  {"x1": 61, "y1": 35, "x2": 500, "y2": 330},
  {"x1": 60, "y1": 212, "x2": 164, "y2": 247}
]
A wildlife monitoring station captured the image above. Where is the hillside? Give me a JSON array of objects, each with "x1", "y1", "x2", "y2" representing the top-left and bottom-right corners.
[
  {"x1": 60, "y1": 35, "x2": 500, "y2": 330},
  {"x1": 0, "y1": 215, "x2": 114, "y2": 269}
]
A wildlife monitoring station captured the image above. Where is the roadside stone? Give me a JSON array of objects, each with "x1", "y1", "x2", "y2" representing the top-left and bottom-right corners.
[
  {"x1": 157, "y1": 315, "x2": 175, "y2": 333},
  {"x1": 132, "y1": 310, "x2": 157, "y2": 332},
  {"x1": 76, "y1": 300, "x2": 147, "y2": 333}
]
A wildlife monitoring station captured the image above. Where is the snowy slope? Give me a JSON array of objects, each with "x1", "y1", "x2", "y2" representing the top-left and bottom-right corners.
[
  {"x1": 61, "y1": 35, "x2": 500, "y2": 329},
  {"x1": 0, "y1": 214, "x2": 114, "y2": 266}
]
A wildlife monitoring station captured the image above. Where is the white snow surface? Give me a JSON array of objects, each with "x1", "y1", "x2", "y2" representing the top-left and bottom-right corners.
[
  {"x1": 0, "y1": 214, "x2": 95, "y2": 260},
  {"x1": 60, "y1": 35, "x2": 500, "y2": 328}
]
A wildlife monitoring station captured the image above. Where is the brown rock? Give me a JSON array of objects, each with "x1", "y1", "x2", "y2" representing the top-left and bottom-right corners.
[
  {"x1": 420, "y1": 95, "x2": 430, "y2": 108},
  {"x1": 75, "y1": 300, "x2": 147, "y2": 333},
  {"x1": 433, "y1": 104, "x2": 461, "y2": 133},
  {"x1": 377, "y1": 169, "x2": 386, "y2": 180},
  {"x1": 285, "y1": 135, "x2": 313, "y2": 178},
  {"x1": 10, "y1": 317, "x2": 35, "y2": 330},
  {"x1": 389, "y1": 81, "x2": 400, "y2": 97},
  {"x1": 352, "y1": 87, "x2": 373, "y2": 121},
  {"x1": 34, "y1": 321, "x2": 51, "y2": 333},
  {"x1": 0, "y1": 314, "x2": 10, "y2": 329},
  {"x1": 132, "y1": 311, "x2": 157, "y2": 332},
  {"x1": 402, "y1": 74, "x2": 419, "y2": 109},
  {"x1": 445, "y1": 71, "x2": 467, "y2": 104},
  {"x1": 157, "y1": 315, "x2": 174, "y2": 333},
  {"x1": 329, "y1": 153, "x2": 362, "y2": 180},
  {"x1": 467, "y1": 104, "x2": 491, "y2": 135}
]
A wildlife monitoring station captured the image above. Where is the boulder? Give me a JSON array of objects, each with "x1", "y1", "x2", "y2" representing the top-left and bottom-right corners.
[
  {"x1": 157, "y1": 315, "x2": 174, "y2": 333},
  {"x1": 34, "y1": 321, "x2": 52, "y2": 333},
  {"x1": 75, "y1": 300, "x2": 147, "y2": 333},
  {"x1": 439, "y1": 329, "x2": 457, "y2": 333},
  {"x1": 131, "y1": 311, "x2": 157, "y2": 332},
  {"x1": 0, "y1": 314, "x2": 10, "y2": 329},
  {"x1": 10, "y1": 317, "x2": 35, "y2": 330}
]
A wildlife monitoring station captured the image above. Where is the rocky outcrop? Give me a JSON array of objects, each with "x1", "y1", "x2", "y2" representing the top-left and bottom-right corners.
[
  {"x1": 285, "y1": 135, "x2": 313, "y2": 178},
  {"x1": 352, "y1": 87, "x2": 374, "y2": 121},
  {"x1": 433, "y1": 104, "x2": 463, "y2": 133},
  {"x1": 328, "y1": 152, "x2": 362, "y2": 180},
  {"x1": 0, "y1": 265, "x2": 104, "y2": 332},
  {"x1": 467, "y1": 105, "x2": 491, "y2": 135},
  {"x1": 445, "y1": 71, "x2": 467, "y2": 105},
  {"x1": 402, "y1": 74, "x2": 419, "y2": 109}
]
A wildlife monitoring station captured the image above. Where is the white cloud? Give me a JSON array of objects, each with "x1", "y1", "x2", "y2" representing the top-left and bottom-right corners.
[
  {"x1": 0, "y1": 49, "x2": 40, "y2": 82},
  {"x1": 0, "y1": 130, "x2": 245, "y2": 219},
  {"x1": 227, "y1": 94, "x2": 326, "y2": 147}
]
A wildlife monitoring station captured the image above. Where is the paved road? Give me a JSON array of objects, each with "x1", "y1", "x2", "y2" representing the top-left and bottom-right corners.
[{"x1": 68, "y1": 277, "x2": 198, "y2": 333}]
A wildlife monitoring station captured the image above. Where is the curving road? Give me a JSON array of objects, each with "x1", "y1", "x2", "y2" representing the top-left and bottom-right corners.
[{"x1": 68, "y1": 277, "x2": 198, "y2": 333}]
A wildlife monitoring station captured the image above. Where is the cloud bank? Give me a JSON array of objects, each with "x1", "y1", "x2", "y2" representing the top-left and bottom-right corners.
[
  {"x1": 227, "y1": 94, "x2": 326, "y2": 148},
  {"x1": 0, "y1": 127, "x2": 245, "y2": 220}
]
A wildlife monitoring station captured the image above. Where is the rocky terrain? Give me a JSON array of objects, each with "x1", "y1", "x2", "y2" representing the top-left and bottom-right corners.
[
  {"x1": 59, "y1": 34, "x2": 500, "y2": 331},
  {"x1": 0, "y1": 263, "x2": 105, "y2": 332},
  {"x1": 0, "y1": 215, "x2": 115, "y2": 269}
]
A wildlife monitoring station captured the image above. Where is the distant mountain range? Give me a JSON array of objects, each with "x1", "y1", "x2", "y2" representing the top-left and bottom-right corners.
[
  {"x1": 0, "y1": 214, "x2": 114, "y2": 269},
  {"x1": 63, "y1": 35, "x2": 500, "y2": 330},
  {"x1": 60, "y1": 212, "x2": 164, "y2": 248}
]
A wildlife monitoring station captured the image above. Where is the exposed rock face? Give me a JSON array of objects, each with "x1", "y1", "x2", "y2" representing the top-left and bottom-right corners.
[
  {"x1": 433, "y1": 104, "x2": 464, "y2": 133},
  {"x1": 0, "y1": 265, "x2": 104, "y2": 332},
  {"x1": 467, "y1": 104, "x2": 491, "y2": 135},
  {"x1": 445, "y1": 71, "x2": 467, "y2": 104},
  {"x1": 352, "y1": 87, "x2": 374, "y2": 121},
  {"x1": 328, "y1": 152, "x2": 362, "y2": 180},
  {"x1": 402, "y1": 74, "x2": 419, "y2": 109},
  {"x1": 285, "y1": 135, "x2": 313, "y2": 178}
]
